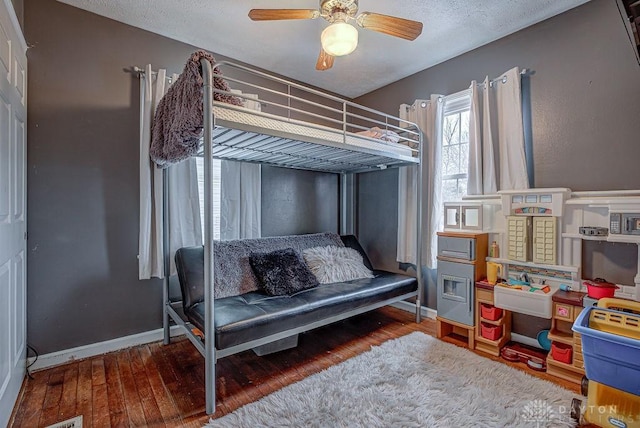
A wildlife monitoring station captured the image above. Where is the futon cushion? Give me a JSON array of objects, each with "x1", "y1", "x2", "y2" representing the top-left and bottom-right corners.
[
  {"x1": 249, "y1": 248, "x2": 319, "y2": 296},
  {"x1": 303, "y1": 245, "x2": 374, "y2": 284},
  {"x1": 185, "y1": 270, "x2": 418, "y2": 350}
]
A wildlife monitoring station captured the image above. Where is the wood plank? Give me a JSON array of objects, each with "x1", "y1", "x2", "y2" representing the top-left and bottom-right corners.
[
  {"x1": 76, "y1": 359, "x2": 93, "y2": 428},
  {"x1": 160, "y1": 339, "x2": 205, "y2": 418},
  {"x1": 138, "y1": 345, "x2": 183, "y2": 425},
  {"x1": 57, "y1": 364, "x2": 79, "y2": 423},
  {"x1": 91, "y1": 358, "x2": 106, "y2": 386},
  {"x1": 13, "y1": 371, "x2": 49, "y2": 427},
  {"x1": 103, "y1": 352, "x2": 129, "y2": 427},
  {"x1": 116, "y1": 350, "x2": 147, "y2": 426},
  {"x1": 91, "y1": 359, "x2": 110, "y2": 427},
  {"x1": 91, "y1": 383, "x2": 110, "y2": 428},
  {"x1": 10, "y1": 307, "x2": 580, "y2": 427},
  {"x1": 226, "y1": 349, "x2": 285, "y2": 412},
  {"x1": 129, "y1": 347, "x2": 166, "y2": 426},
  {"x1": 215, "y1": 356, "x2": 253, "y2": 412},
  {"x1": 38, "y1": 366, "x2": 66, "y2": 427},
  {"x1": 150, "y1": 342, "x2": 190, "y2": 416},
  {"x1": 177, "y1": 414, "x2": 210, "y2": 428}
]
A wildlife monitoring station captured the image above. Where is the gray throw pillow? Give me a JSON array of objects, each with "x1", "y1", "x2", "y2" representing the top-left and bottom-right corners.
[
  {"x1": 249, "y1": 248, "x2": 319, "y2": 296},
  {"x1": 303, "y1": 246, "x2": 374, "y2": 284}
]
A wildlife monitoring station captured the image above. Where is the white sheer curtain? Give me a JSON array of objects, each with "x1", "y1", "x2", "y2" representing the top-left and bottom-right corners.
[
  {"x1": 167, "y1": 156, "x2": 203, "y2": 273},
  {"x1": 139, "y1": 65, "x2": 165, "y2": 279},
  {"x1": 220, "y1": 92, "x2": 261, "y2": 240},
  {"x1": 397, "y1": 95, "x2": 443, "y2": 268},
  {"x1": 139, "y1": 66, "x2": 203, "y2": 279},
  {"x1": 468, "y1": 67, "x2": 529, "y2": 194}
]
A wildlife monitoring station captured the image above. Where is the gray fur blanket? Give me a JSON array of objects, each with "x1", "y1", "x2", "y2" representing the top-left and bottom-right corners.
[
  {"x1": 150, "y1": 50, "x2": 243, "y2": 168},
  {"x1": 213, "y1": 232, "x2": 345, "y2": 299}
]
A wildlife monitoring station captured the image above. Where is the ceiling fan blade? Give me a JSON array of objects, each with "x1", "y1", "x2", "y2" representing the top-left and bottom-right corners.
[
  {"x1": 316, "y1": 48, "x2": 334, "y2": 71},
  {"x1": 356, "y1": 12, "x2": 423, "y2": 41},
  {"x1": 248, "y1": 9, "x2": 319, "y2": 21}
]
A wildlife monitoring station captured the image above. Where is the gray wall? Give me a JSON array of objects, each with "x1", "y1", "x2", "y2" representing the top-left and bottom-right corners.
[
  {"x1": 262, "y1": 166, "x2": 338, "y2": 237},
  {"x1": 24, "y1": 0, "x2": 640, "y2": 353},
  {"x1": 357, "y1": 0, "x2": 640, "y2": 191},
  {"x1": 25, "y1": 0, "x2": 337, "y2": 354},
  {"x1": 355, "y1": 0, "x2": 640, "y2": 314},
  {"x1": 355, "y1": 0, "x2": 640, "y2": 310},
  {"x1": 10, "y1": 0, "x2": 22, "y2": 28}
]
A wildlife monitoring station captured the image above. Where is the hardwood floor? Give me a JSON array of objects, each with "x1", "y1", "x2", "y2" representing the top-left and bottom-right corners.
[{"x1": 9, "y1": 307, "x2": 580, "y2": 427}]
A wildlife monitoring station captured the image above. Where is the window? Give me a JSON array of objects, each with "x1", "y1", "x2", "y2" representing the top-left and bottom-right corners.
[
  {"x1": 195, "y1": 157, "x2": 221, "y2": 240},
  {"x1": 441, "y1": 92, "x2": 471, "y2": 202}
]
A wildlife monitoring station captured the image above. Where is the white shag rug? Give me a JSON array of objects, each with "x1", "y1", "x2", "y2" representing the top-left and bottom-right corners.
[{"x1": 205, "y1": 332, "x2": 579, "y2": 427}]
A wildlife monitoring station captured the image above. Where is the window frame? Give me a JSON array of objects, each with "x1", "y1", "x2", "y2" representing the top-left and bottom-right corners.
[{"x1": 440, "y1": 90, "x2": 472, "y2": 203}]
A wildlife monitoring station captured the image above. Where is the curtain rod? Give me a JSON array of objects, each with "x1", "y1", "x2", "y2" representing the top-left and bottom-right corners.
[
  {"x1": 128, "y1": 66, "x2": 174, "y2": 82},
  {"x1": 129, "y1": 63, "x2": 223, "y2": 78},
  {"x1": 478, "y1": 68, "x2": 531, "y2": 88},
  {"x1": 407, "y1": 67, "x2": 531, "y2": 110}
]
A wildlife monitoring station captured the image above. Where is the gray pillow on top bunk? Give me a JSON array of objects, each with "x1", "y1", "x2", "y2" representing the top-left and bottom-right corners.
[
  {"x1": 303, "y1": 245, "x2": 374, "y2": 284},
  {"x1": 249, "y1": 248, "x2": 319, "y2": 296}
]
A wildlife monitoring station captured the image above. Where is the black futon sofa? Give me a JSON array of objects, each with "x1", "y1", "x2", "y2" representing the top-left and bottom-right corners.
[{"x1": 174, "y1": 232, "x2": 419, "y2": 357}]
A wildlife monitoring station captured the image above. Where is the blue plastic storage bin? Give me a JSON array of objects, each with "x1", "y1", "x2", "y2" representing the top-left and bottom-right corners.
[{"x1": 573, "y1": 306, "x2": 640, "y2": 396}]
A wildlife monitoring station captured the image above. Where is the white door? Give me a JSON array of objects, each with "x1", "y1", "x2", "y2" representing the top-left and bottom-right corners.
[{"x1": 0, "y1": 3, "x2": 27, "y2": 425}]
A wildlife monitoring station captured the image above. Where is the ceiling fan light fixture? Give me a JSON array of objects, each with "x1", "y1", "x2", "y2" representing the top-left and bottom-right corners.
[{"x1": 321, "y1": 21, "x2": 358, "y2": 56}]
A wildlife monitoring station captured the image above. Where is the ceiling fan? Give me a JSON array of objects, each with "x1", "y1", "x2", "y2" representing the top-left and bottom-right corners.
[{"x1": 248, "y1": 0, "x2": 423, "y2": 71}]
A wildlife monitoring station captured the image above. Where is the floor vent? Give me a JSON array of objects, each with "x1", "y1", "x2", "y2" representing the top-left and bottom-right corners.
[{"x1": 45, "y1": 415, "x2": 83, "y2": 428}]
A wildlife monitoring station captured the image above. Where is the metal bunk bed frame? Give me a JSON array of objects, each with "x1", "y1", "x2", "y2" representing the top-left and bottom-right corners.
[{"x1": 161, "y1": 58, "x2": 425, "y2": 415}]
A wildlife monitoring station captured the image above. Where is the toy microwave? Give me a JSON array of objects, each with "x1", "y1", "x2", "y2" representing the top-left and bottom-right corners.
[{"x1": 610, "y1": 213, "x2": 640, "y2": 235}]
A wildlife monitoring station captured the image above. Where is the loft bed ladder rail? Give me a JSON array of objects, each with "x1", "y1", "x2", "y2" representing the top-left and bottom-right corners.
[
  {"x1": 162, "y1": 170, "x2": 171, "y2": 345},
  {"x1": 212, "y1": 61, "x2": 421, "y2": 144},
  {"x1": 202, "y1": 58, "x2": 217, "y2": 415}
]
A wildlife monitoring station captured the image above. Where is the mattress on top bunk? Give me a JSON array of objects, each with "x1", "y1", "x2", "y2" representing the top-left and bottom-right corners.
[{"x1": 212, "y1": 103, "x2": 417, "y2": 160}]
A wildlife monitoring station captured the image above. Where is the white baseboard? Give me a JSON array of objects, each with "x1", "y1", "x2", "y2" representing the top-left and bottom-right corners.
[
  {"x1": 29, "y1": 304, "x2": 438, "y2": 372},
  {"x1": 28, "y1": 325, "x2": 183, "y2": 371},
  {"x1": 390, "y1": 301, "x2": 437, "y2": 319}
]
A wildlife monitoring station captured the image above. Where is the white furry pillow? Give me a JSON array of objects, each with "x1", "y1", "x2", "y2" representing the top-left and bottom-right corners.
[{"x1": 302, "y1": 245, "x2": 374, "y2": 284}]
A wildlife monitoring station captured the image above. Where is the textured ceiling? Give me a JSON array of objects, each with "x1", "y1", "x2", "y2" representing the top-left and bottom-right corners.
[{"x1": 57, "y1": 0, "x2": 590, "y2": 98}]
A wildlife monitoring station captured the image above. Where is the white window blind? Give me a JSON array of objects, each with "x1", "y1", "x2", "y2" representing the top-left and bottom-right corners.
[{"x1": 195, "y1": 157, "x2": 221, "y2": 240}]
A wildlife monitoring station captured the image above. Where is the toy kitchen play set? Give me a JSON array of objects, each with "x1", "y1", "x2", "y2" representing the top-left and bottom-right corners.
[{"x1": 436, "y1": 189, "x2": 640, "y2": 393}]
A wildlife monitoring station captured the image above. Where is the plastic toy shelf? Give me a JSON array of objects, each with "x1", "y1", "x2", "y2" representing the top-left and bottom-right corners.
[
  {"x1": 548, "y1": 328, "x2": 574, "y2": 345},
  {"x1": 474, "y1": 281, "x2": 511, "y2": 357}
]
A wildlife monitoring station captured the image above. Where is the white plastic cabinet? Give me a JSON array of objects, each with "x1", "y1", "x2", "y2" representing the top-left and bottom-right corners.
[
  {"x1": 444, "y1": 203, "x2": 483, "y2": 231},
  {"x1": 507, "y1": 216, "x2": 529, "y2": 262},
  {"x1": 506, "y1": 215, "x2": 557, "y2": 264},
  {"x1": 533, "y1": 217, "x2": 556, "y2": 264}
]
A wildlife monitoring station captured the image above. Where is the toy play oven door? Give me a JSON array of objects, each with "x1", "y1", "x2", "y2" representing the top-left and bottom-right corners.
[{"x1": 437, "y1": 260, "x2": 474, "y2": 326}]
